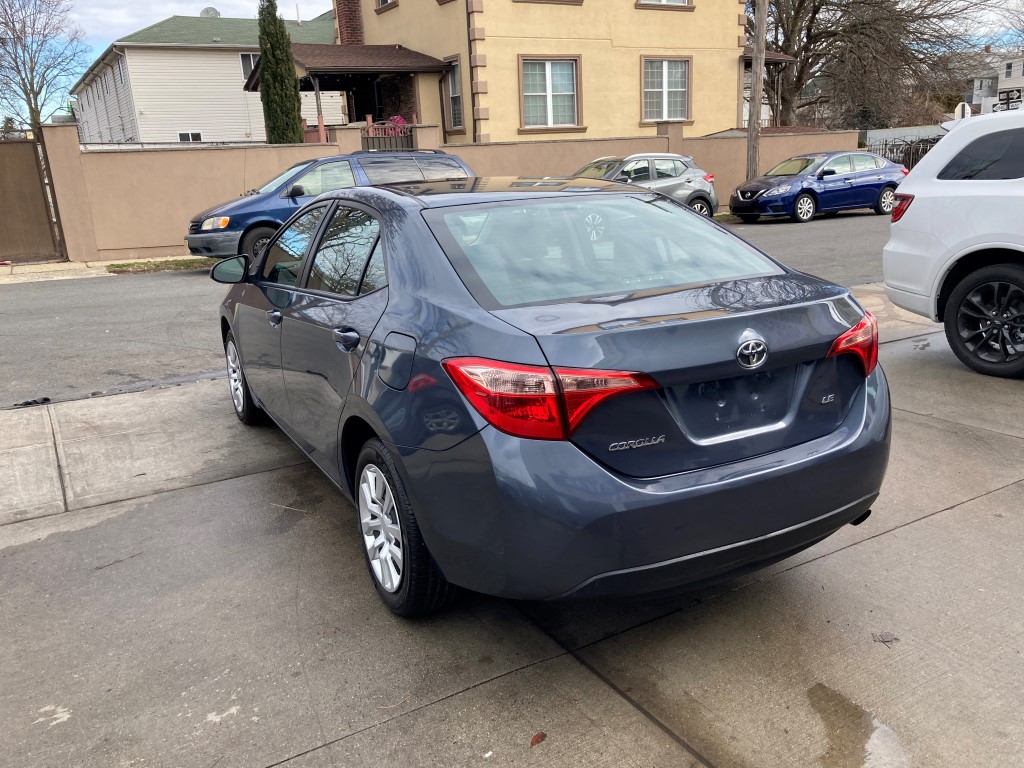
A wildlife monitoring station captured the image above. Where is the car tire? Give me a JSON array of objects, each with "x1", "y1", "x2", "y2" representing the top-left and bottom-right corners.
[
  {"x1": 738, "y1": 214, "x2": 759, "y2": 224},
  {"x1": 240, "y1": 226, "x2": 276, "y2": 259},
  {"x1": 943, "y1": 264, "x2": 1024, "y2": 378},
  {"x1": 791, "y1": 193, "x2": 816, "y2": 223},
  {"x1": 355, "y1": 438, "x2": 458, "y2": 617},
  {"x1": 874, "y1": 186, "x2": 897, "y2": 216},
  {"x1": 688, "y1": 199, "x2": 713, "y2": 217},
  {"x1": 224, "y1": 332, "x2": 264, "y2": 425}
]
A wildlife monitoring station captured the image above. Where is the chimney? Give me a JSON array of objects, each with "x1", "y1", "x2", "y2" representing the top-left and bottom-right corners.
[{"x1": 335, "y1": 0, "x2": 364, "y2": 45}]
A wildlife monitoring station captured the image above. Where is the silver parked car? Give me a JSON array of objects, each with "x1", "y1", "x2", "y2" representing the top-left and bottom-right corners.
[{"x1": 573, "y1": 153, "x2": 719, "y2": 216}]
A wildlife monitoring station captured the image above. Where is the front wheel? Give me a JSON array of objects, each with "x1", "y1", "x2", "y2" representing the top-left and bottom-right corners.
[
  {"x1": 688, "y1": 199, "x2": 713, "y2": 217},
  {"x1": 943, "y1": 264, "x2": 1024, "y2": 378},
  {"x1": 225, "y1": 332, "x2": 264, "y2": 425},
  {"x1": 240, "y1": 226, "x2": 276, "y2": 259},
  {"x1": 875, "y1": 186, "x2": 897, "y2": 216},
  {"x1": 791, "y1": 193, "x2": 816, "y2": 223},
  {"x1": 355, "y1": 439, "x2": 458, "y2": 617}
]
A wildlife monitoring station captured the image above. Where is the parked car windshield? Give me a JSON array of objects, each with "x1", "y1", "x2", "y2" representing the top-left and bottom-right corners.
[
  {"x1": 765, "y1": 156, "x2": 826, "y2": 177},
  {"x1": 258, "y1": 162, "x2": 313, "y2": 194},
  {"x1": 574, "y1": 159, "x2": 623, "y2": 179},
  {"x1": 424, "y1": 195, "x2": 783, "y2": 309}
]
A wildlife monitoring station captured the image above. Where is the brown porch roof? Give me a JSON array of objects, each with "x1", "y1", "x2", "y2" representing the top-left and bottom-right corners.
[{"x1": 243, "y1": 43, "x2": 447, "y2": 90}]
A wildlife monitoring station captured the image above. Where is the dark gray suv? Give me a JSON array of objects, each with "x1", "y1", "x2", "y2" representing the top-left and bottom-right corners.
[
  {"x1": 211, "y1": 178, "x2": 889, "y2": 617},
  {"x1": 574, "y1": 153, "x2": 720, "y2": 215}
]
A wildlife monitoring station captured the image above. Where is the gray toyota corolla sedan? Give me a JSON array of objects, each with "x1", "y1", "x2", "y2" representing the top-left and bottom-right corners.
[{"x1": 210, "y1": 178, "x2": 890, "y2": 617}]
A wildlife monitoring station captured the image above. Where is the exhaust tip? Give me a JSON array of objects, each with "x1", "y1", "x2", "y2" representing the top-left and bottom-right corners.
[{"x1": 850, "y1": 509, "x2": 872, "y2": 527}]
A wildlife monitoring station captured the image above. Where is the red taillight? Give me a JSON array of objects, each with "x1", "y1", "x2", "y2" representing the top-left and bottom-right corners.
[
  {"x1": 890, "y1": 193, "x2": 914, "y2": 223},
  {"x1": 442, "y1": 357, "x2": 656, "y2": 440},
  {"x1": 900, "y1": 167, "x2": 910, "y2": 176},
  {"x1": 703, "y1": 173, "x2": 715, "y2": 184},
  {"x1": 828, "y1": 313, "x2": 878, "y2": 376}
]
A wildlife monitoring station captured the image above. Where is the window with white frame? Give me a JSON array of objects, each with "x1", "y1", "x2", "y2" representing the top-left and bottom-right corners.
[
  {"x1": 117, "y1": 57, "x2": 127, "y2": 85},
  {"x1": 1007, "y1": 62, "x2": 1013, "y2": 78},
  {"x1": 178, "y1": 132, "x2": 203, "y2": 142},
  {"x1": 643, "y1": 59, "x2": 689, "y2": 121},
  {"x1": 522, "y1": 59, "x2": 578, "y2": 127},
  {"x1": 448, "y1": 61, "x2": 463, "y2": 128},
  {"x1": 241, "y1": 53, "x2": 260, "y2": 80}
]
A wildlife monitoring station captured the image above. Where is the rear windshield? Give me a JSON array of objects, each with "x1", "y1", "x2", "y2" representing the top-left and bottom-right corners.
[
  {"x1": 423, "y1": 196, "x2": 784, "y2": 309},
  {"x1": 574, "y1": 159, "x2": 622, "y2": 179},
  {"x1": 765, "y1": 156, "x2": 825, "y2": 177},
  {"x1": 360, "y1": 156, "x2": 469, "y2": 184}
]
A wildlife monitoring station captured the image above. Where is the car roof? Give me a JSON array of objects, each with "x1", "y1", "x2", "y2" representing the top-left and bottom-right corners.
[
  {"x1": 311, "y1": 149, "x2": 459, "y2": 163},
  {"x1": 317, "y1": 177, "x2": 640, "y2": 208}
]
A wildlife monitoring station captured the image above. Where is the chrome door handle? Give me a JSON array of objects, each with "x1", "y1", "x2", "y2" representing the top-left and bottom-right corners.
[
  {"x1": 874, "y1": 175, "x2": 884, "y2": 180},
  {"x1": 332, "y1": 328, "x2": 361, "y2": 352},
  {"x1": 266, "y1": 310, "x2": 282, "y2": 327},
  {"x1": 843, "y1": 178, "x2": 855, "y2": 183}
]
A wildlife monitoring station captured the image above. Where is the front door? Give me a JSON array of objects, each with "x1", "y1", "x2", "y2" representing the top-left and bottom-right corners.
[
  {"x1": 817, "y1": 154, "x2": 856, "y2": 210},
  {"x1": 279, "y1": 204, "x2": 389, "y2": 482},
  {"x1": 233, "y1": 205, "x2": 329, "y2": 420}
]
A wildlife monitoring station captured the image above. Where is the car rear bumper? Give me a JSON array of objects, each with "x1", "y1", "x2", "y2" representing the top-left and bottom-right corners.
[
  {"x1": 400, "y1": 368, "x2": 891, "y2": 600},
  {"x1": 186, "y1": 230, "x2": 241, "y2": 257},
  {"x1": 883, "y1": 283, "x2": 936, "y2": 322}
]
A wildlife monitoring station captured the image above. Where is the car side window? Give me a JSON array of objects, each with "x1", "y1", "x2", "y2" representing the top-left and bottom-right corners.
[
  {"x1": 823, "y1": 156, "x2": 852, "y2": 174},
  {"x1": 852, "y1": 154, "x2": 877, "y2": 172},
  {"x1": 874, "y1": 156, "x2": 887, "y2": 169},
  {"x1": 306, "y1": 207, "x2": 381, "y2": 297},
  {"x1": 619, "y1": 160, "x2": 652, "y2": 182},
  {"x1": 653, "y1": 159, "x2": 681, "y2": 179},
  {"x1": 295, "y1": 160, "x2": 356, "y2": 196},
  {"x1": 937, "y1": 128, "x2": 1024, "y2": 181},
  {"x1": 359, "y1": 240, "x2": 388, "y2": 295},
  {"x1": 261, "y1": 206, "x2": 327, "y2": 286},
  {"x1": 417, "y1": 156, "x2": 470, "y2": 181}
]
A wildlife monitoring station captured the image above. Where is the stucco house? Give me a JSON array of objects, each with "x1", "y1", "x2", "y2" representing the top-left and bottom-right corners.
[
  {"x1": 311, "y1": 0, "x2": 749, "y2": 144},
  {"x1": 70, "y1": 12, "x2": 342, "y2": 144}
]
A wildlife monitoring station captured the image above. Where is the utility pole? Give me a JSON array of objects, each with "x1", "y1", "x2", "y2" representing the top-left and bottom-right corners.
[{"x1": 747, "y1": 0, "x2": 768, "y2": 180}]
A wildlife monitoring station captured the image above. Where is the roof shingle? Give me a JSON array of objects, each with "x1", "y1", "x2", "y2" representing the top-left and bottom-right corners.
[{"x1": 117, "y1": 15, "x2": 335, "y2": 46}]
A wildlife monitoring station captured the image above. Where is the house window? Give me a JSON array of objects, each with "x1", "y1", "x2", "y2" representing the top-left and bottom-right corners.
[
  {"x1": 1007, "y1": 63, "x2": 1013, "y2": 79},
  {"x1": 522, "y1": 59, "x2": 578, "y2": 127},
  {"x1": 241, "y1": 53, "x2": 260, "y2": 80},
  {"x1": 447, "y1": 61, "x2": 463, "y2": 128},
  {"x1": 643, "y1": 58, "x2": 689, "y2": 121},
  {"x1": 117, "y1": 58, "x2": 127, "y2": 85},
  {"x1": 178, "y1": 132, "x2": 203, "y2": 142}
]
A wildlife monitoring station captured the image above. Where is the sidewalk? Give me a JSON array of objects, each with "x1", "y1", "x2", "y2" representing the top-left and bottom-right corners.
[{"x1": 0, "y1": 254, "x2": 197, "y2": 285}]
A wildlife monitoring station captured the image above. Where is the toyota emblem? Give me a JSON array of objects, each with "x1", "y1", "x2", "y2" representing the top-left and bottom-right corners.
[{"x1": 736, "y1": 339, "x2": 768, "y2": 369}]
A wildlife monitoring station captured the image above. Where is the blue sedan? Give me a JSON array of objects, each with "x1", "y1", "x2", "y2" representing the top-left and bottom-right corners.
[{"x1": 730, "y1": 151, "x2": 907, "y2": 224}]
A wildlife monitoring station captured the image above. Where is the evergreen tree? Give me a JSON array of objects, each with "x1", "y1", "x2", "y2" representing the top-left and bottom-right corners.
[{"x1": 257, "y1": 0, "x2": 302, "y2": 144}]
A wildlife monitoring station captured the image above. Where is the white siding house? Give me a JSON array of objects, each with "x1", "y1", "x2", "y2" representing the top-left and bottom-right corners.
[{"x1": 71, "y1": 15, "x2": 343, "y2": 144}]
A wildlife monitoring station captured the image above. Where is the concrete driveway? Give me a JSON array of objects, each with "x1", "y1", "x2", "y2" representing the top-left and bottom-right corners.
[{"x1": 3, "y1": 287, "x2": 1022, "y2": 767}]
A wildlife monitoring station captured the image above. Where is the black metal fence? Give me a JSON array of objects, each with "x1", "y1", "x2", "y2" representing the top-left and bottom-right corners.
[{"x1": 865, "y1": 136, "x2": 942, "y2": 170}]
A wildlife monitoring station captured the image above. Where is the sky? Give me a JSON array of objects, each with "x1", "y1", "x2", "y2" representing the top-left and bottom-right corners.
[{"x1": 71, "y1": 0, "x2": 332, "y2": 59}]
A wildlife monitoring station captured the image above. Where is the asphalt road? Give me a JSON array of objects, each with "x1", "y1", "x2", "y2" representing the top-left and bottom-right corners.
[{"x1": 0, "y1": 213, "x2": 892, "y2": 407}]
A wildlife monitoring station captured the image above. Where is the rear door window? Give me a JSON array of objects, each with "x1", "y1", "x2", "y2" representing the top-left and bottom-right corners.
[
  {"x1": 937, "y1": 128, "x2": 1024, "y2": 180},
  {"x1": 653, "y1": 159, "x2": 685, "y2": 179},
  {"x1": 306, "y1": 207, "x2": 381, "y2": 296},
  {"x1": 359, "y1": 157, "x2": 424, "y2": 184},
  {"x1": 851, "y1": 154, "x2": 877, "y2": 172},
  {"x1": 423, "y1": 196, "x2": 783, "y2": 309},
  {"x1": 262, "y1": 206, "x2": 328, "y2": 286}
]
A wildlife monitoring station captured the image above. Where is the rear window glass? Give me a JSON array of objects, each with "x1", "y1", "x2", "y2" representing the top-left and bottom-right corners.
[
  {"x1": 359, "y1": 155, "x2": 469, "y2": 184},
  {"x1": 423, "y1": 196, "x2": 783, "y2": 309},
  {"x1": 937, "y1": 128, "x2": 1024, "y2": 180}
]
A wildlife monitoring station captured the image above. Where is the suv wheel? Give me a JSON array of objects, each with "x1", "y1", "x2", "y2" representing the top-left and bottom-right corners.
[
  {"x1": 688, "y1": 199, "x2": 712, "y2": 217},
  {"x1": 944, "y1": 264, "x2": 1024, "y2": 378}
]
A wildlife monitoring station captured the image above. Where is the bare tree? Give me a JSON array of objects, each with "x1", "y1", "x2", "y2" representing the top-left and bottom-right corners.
[
  {"x1": 748, "y1": 0, "x2": 996, "y2": 129},
  {"x1": 0, "y1": 0, "x2": 89, "y2": 133}
]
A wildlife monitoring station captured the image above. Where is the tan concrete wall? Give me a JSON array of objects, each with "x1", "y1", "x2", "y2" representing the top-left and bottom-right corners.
[
  {"x1": 0, "y1": 141, "x2": 57, "y2": 262},
  {"x1": 44, "y1": 124, "x2": 339, "y2": 261},
  {"x1": 444, "y1": 135, "x2": 668, "y2": 177}
]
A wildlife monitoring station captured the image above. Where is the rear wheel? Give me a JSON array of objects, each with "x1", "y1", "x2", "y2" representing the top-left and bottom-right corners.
[
  {"x1": 791, "y1": 193, "x2": 816, "y2": 223},
  {"x1": 241, "y1": 226, "x2": 276, "y2": 259},
  {"x1": 225, "y1": 332, "x2": 264, "y2": 425},
  {"x1": 737, "y1": 214, "x2": 759, "y2": 224},
  {"x1": 688, "y1": 198, "x2": 713, "y2": 217},
  {"x1": 875, "y1": 186, "x2": 897, "y2": 216},
  {"x1": 943, "y1": 264, "x2": 1024, "y2": 378},
  {"x1": 355, "y1": 439, "x2": 458, "y2": 617}
]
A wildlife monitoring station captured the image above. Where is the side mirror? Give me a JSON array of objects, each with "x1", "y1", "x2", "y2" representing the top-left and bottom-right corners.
[
  {"x1": 210, "y1": 254, "x2": 249, "y2": 284},
  {"x1": 616, "y1": 175, "x2": 633, "y2": 184},
  {"x1": 819, "y1": 168, "x2": 837, "y2": 178},
  {"x1": 285, "y1": 184, "x2": 307, "y2": 199}
]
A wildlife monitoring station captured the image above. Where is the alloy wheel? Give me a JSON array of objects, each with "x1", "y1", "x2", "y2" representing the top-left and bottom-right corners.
[
  {"x1": 359, "y1": 464, "x2": 405, "y2": 593},
  {"x1": 879, "y1": 188, "x2": 896, "y2": 213},
  {"x1": 690, "y1": 201, "x2": 711, "y2": 217},
  {"x1": 226, "y1": 340, "x2": 245, "y2": 415},
  {"x1": 956, "y1": 281, "x2": 1024, "y2": 364},
  {"x1": 796, "y1": 196, "x2": 815, "y2": 221}
]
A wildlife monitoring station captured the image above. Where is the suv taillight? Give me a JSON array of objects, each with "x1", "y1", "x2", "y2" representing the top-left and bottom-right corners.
[
  {"x1": 891, "y1": 193, "x2": 914, "y2": 223},
  {"x1": 442, "y1": 357, "x2": 657, "y2": 440},
  {"x1": 828, "y1": 313, "x2": 878, "y2": 376},
  {"x1": 703, "y1": 173, "x2": 715, "y2": 184}
]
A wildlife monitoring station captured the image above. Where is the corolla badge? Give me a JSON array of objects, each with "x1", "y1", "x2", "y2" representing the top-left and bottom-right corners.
[
  {"x1": 736, "y1": 337, "x2": 769, "y2": 370},
  {"x1": 609, "y1": 435, "x2": 666, "y2": 452}
]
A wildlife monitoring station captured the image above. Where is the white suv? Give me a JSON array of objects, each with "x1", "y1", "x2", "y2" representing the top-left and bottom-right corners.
[{"x1": 883, "y1": 111, "x2": 1024, "y2": 377}]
